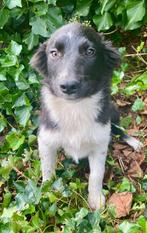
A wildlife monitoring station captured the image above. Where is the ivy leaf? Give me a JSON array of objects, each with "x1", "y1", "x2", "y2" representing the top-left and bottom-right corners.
[
  {"x1": 23, "y1": 32, "x2": 39, "y2": 50},
  {"x1": 13, "y1": 94, "x2": 30, "y2": 108},
  {"x1": 46, "y1": 7, "x2": 64, "y2": 34},
  {"x1": 0, "y1": 73, "x2": 7, "y2": 81},
  {"x1": 74, "y1": 208, "x2": 89, "y2": 226},
  {"x1": 125, "y1": 1, "x2": 145, "y2": 30},
  {"x1": 30, "y1": 17, "x2": 49, "y2": 37},
  {"x1": 118, "y1": 221, "x2": 141, "y2": 233},
  {"x1": 76, "y1": 0, "x2": 92, "y2": 16},
  {"x1": 93, "y1": 12, "x2": 113, "y2": 31},
  {"x1": 7, "y1": 40, "x2": 22, "y2": 56},
  {"x1": 131, "y1": 98, "x2": 144, "y2": 112},
  {"x1": 118, "y1": 177, "x2": 136, "y2": 193},
  {"x1": 28, "y1": 73, "x2": 40, "y2": 84},
  {"x1": 6, "y1": 131, "x2": 25, "y2": 151},
  {"x1": 136, "y1": 71, "x2": 147, "y2": 88},
  {"x1": 101, "y1": 0, "x2": 116, "y2": 14},
  {"x1": 136, "y1": 115, "x2": 142, "y2": 125},
  {"x1": 15, "y1": 77, "x2": 30, "y2": 90},
  {"x1": 0, "y1": 54, "x2": 17, "y2": 67},
  {"x1": 1, "y1": 206, "x2": 17, "y2": 223},
  {"x1": 0, "y1": 114, "x2": 7, "y2": 132},
  {"x1": 5, "y1": 0, "x2": 22, "y2": 9},
  {"x1": 14, "y1": 106, "x2": 32, "y2": 127},
  {"x1": 16, "y1": 180, "x2": 41, "y2": 210},
  {"x1": 0, "y1": 83, "x2": 9, "y2": 95},
  {"x1": 32, "y1": 2, "x2": 48, "y2": 16},
  {"x1": 48, "y1": 203, "x2": 57, "y2": 217},
  {"x1": 0, "y1": 9, "x2": 10, "y2": 29},
  {"x1": 120, "y1": 116, "x2": 132, "y2": 129}
]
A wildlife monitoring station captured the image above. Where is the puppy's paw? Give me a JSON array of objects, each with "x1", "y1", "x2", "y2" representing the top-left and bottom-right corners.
[{"x1": 88, "y1": 192, "x2": 105, "y2": 210}]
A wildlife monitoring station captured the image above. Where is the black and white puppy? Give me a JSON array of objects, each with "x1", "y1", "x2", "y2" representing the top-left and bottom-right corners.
[{"x1": 30, "y1": 23, "x2": 142, "y2": 209}]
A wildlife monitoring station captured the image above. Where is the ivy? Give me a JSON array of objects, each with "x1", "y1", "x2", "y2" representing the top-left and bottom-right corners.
[{"x1": 0, "y1": 0, "x2": 146, "y2": 232}]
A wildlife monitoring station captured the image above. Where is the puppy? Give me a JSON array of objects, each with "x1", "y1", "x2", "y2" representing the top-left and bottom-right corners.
[{"x1": 30, "y1": 23, "x2": 142, "y2": 209}]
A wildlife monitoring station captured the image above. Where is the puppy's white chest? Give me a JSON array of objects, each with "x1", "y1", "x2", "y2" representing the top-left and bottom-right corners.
[{"x1": 42, "y1": 89, "x2": 111, "y2": 161}]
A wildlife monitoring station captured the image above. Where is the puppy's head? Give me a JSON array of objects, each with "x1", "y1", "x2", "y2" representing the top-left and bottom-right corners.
[{"x1": 30, "y1": 23, "x2": 120, "y2": 100}]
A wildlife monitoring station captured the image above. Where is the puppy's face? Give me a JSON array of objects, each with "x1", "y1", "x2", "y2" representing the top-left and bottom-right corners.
[{"x1": 31, "y1": 23, "x2": 120, "y2": 100}]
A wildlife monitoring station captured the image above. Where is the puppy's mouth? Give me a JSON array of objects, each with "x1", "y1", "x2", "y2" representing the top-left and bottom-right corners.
[{"x1": 60, "y1": 91, "x2": 81, "y2": 100}]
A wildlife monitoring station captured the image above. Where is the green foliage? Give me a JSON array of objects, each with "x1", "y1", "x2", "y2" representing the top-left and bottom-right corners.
[
  {"x1": 131, "y1": 98, "x2": 145, "y2": 112},
  {"x1": 0, "y1": 0, "x2": 146, "y2": 232}
]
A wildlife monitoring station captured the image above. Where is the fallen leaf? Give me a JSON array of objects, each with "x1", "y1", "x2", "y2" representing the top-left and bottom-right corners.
[
  {"x1": 113, "y1": 143, "x2": 128, "y2": 150},
  {"x1": 123, "y1": 149, "x2": 132, "y2": 157},
  {"x1": 144, "y1": 139, "x2": 147, "y2": 147},
  {"x1": 128, "y1": 161, "x2": 143, "y2": 178},
  {"x1": 127, "y1": 151, "x2": 145, "y2": 165},
  {"x1": 108, "y1": 192, "x2": 133, "y2": 218},
  {"x1": 140, "y1": 110, "x2": 147, "y2": 115},
  {"x1": 116, "y1": 99, "x2": 131, "y2": 107},
  {"x1": 127, "y1": 128, "x2": 139, "y2": 136}
]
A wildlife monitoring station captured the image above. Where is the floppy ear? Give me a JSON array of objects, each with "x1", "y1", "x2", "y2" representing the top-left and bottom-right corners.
[
  {"x1": 102, "y1": 40, "x2": 120, "y2": 71},
  {"x1": 30, "y1": 42, "x2": 48, "y2": 77}
]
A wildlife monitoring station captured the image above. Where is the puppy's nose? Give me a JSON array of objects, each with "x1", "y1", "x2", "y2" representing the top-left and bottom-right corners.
[{"x1": 60, "y1": 81, "x2": 80, "y2": 94}]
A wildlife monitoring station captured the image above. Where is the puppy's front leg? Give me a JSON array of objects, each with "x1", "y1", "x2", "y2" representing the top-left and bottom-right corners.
[
  {"x1": 88, "y1": 147, "x2": 107, "y2": 210},
  {"x1": 38, "y1": 129, "x2": 57, "y2": 182}
]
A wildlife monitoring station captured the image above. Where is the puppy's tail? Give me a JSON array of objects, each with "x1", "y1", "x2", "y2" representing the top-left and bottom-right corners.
[
  {"x1": 110, "y1": 103, "x2": 143, "y2": 152},
  {"x1": 111, "y1": 123, "x2": 143, "y2": 152}
]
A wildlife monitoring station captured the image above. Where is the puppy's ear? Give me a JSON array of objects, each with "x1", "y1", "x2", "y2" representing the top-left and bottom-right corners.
[
  {"x1": 30, "y1": 42, "x2": 48, "y2": 77},
  {"x1": 103, "y1": 40, "x2": 120, "y2": 71}
]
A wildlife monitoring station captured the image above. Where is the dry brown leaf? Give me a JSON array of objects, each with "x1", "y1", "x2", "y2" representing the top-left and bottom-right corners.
[
  {"x1": 113, "y1": 143, "x2": 128, "y2": 150},
  {"x1": 134, "y1": 152, "x2": 145, "y2": 165},
  {"x1": 108, "y1": 192, "x2": 133, "y2": 218},
  {"x1": 144, "y1": 139, "x2": 147, "y2": 147},
  {"x1": 123, "y1": 149, "x2": 132, "y2": 157},
  {"x1": 127, "y1": 151, "x2": 145, "y2": 165},
  {"x1": 128, "y1": 161, "x2": 143, "y2": 178},
  {"x1": 127, "y1": 129, "x2": 139, "y2": 136},
  {"x1": 116, "y1": 99, "x2": 131, "y2": 107},
  {"x1": 140, "y1": 110, "x2": 147, "y2": 115}
]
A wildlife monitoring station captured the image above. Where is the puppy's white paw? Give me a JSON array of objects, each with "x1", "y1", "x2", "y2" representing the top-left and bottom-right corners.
[{"x1": 88, "y1": 192, "x2": 105, "y2": 210}]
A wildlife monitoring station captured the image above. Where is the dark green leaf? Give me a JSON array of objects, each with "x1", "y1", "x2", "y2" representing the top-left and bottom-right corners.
[
  {"x1": 0, "y1": 54, "x2": 17, "y2": 67},
  {"x1": 6, "y1": 131, "x2": 25, "y2": 151},
  {"x1": 14, "y1": 106, "x2": 32, "y2": 127},
  {"x1": 76, "y1": 0, "x2": 92, "y2": 16},
  {"x1": 30, "y1": 17, "x2": 49, "y2": 37},
  {"x1": 131, "y1": 98, "x2": 144, "y2": 112},
  {"x1": 126, "y1": 1, "x2": 145, "y2": 30},
  {"x1": 23, "y1": 32, "x2": 39, "y2": 50},
  {"x1": 16, "y1": 180, "x2": 41, "y2": 210},
  {"x1": 101, "y1": 0, "x2": 116, "y2": 14},
  {"x1": 120, "y1": 116, "x2": 132, "y2": 129},
  {"x1": 6, "y1": 40, "x2": 22, "y2": 56},
  {"x1": 0, "y1": 114, "x2": 7, "y2": 132},
  {"x1": 5, "y1": 0, "x2": 22, "y2": 9},
  {"x1": 118, "y1": 221, "x2": 141, "y2": 233},
  {"x1": 118, "y1": 177, "x2": 136, "y2": 193},
  {"x1": 13, "y1": 94, "x2": 30, "y2": 108},
  {"x1": 93, "y1": 12, "x2": 113, "y2": 31},
  {"x1": 0, "y1": 9, "x2": 10, "y2": 29}
]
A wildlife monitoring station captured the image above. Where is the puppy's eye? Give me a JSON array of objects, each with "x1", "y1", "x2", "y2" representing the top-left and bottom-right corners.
[
  {"x1": 50, "y1": 50, "x2": 61, "y2": 59},
  {"x1": 85, "y1": 47, "x2": 95, "y2": 56}
]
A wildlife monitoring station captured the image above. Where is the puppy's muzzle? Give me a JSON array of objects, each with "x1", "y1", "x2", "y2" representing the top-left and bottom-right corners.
[{"x1": 60, "y1": 81, "x2": 80, "y2": 95}]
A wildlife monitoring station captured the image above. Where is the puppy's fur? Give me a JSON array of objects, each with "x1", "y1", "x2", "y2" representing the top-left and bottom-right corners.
[{"x1": 30, "y1": 23, "x2": 142, "y2": 209}]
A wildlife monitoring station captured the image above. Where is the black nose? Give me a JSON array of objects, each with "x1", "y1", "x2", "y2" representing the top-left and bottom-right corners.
[{"x1": 60, "y1": 81, "x2": 80, "y2": 94}]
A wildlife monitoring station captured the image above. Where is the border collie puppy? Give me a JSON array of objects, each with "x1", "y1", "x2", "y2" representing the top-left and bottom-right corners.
[{"x1": 30, "y1": 23, "x2": 142, "y2": 209}]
